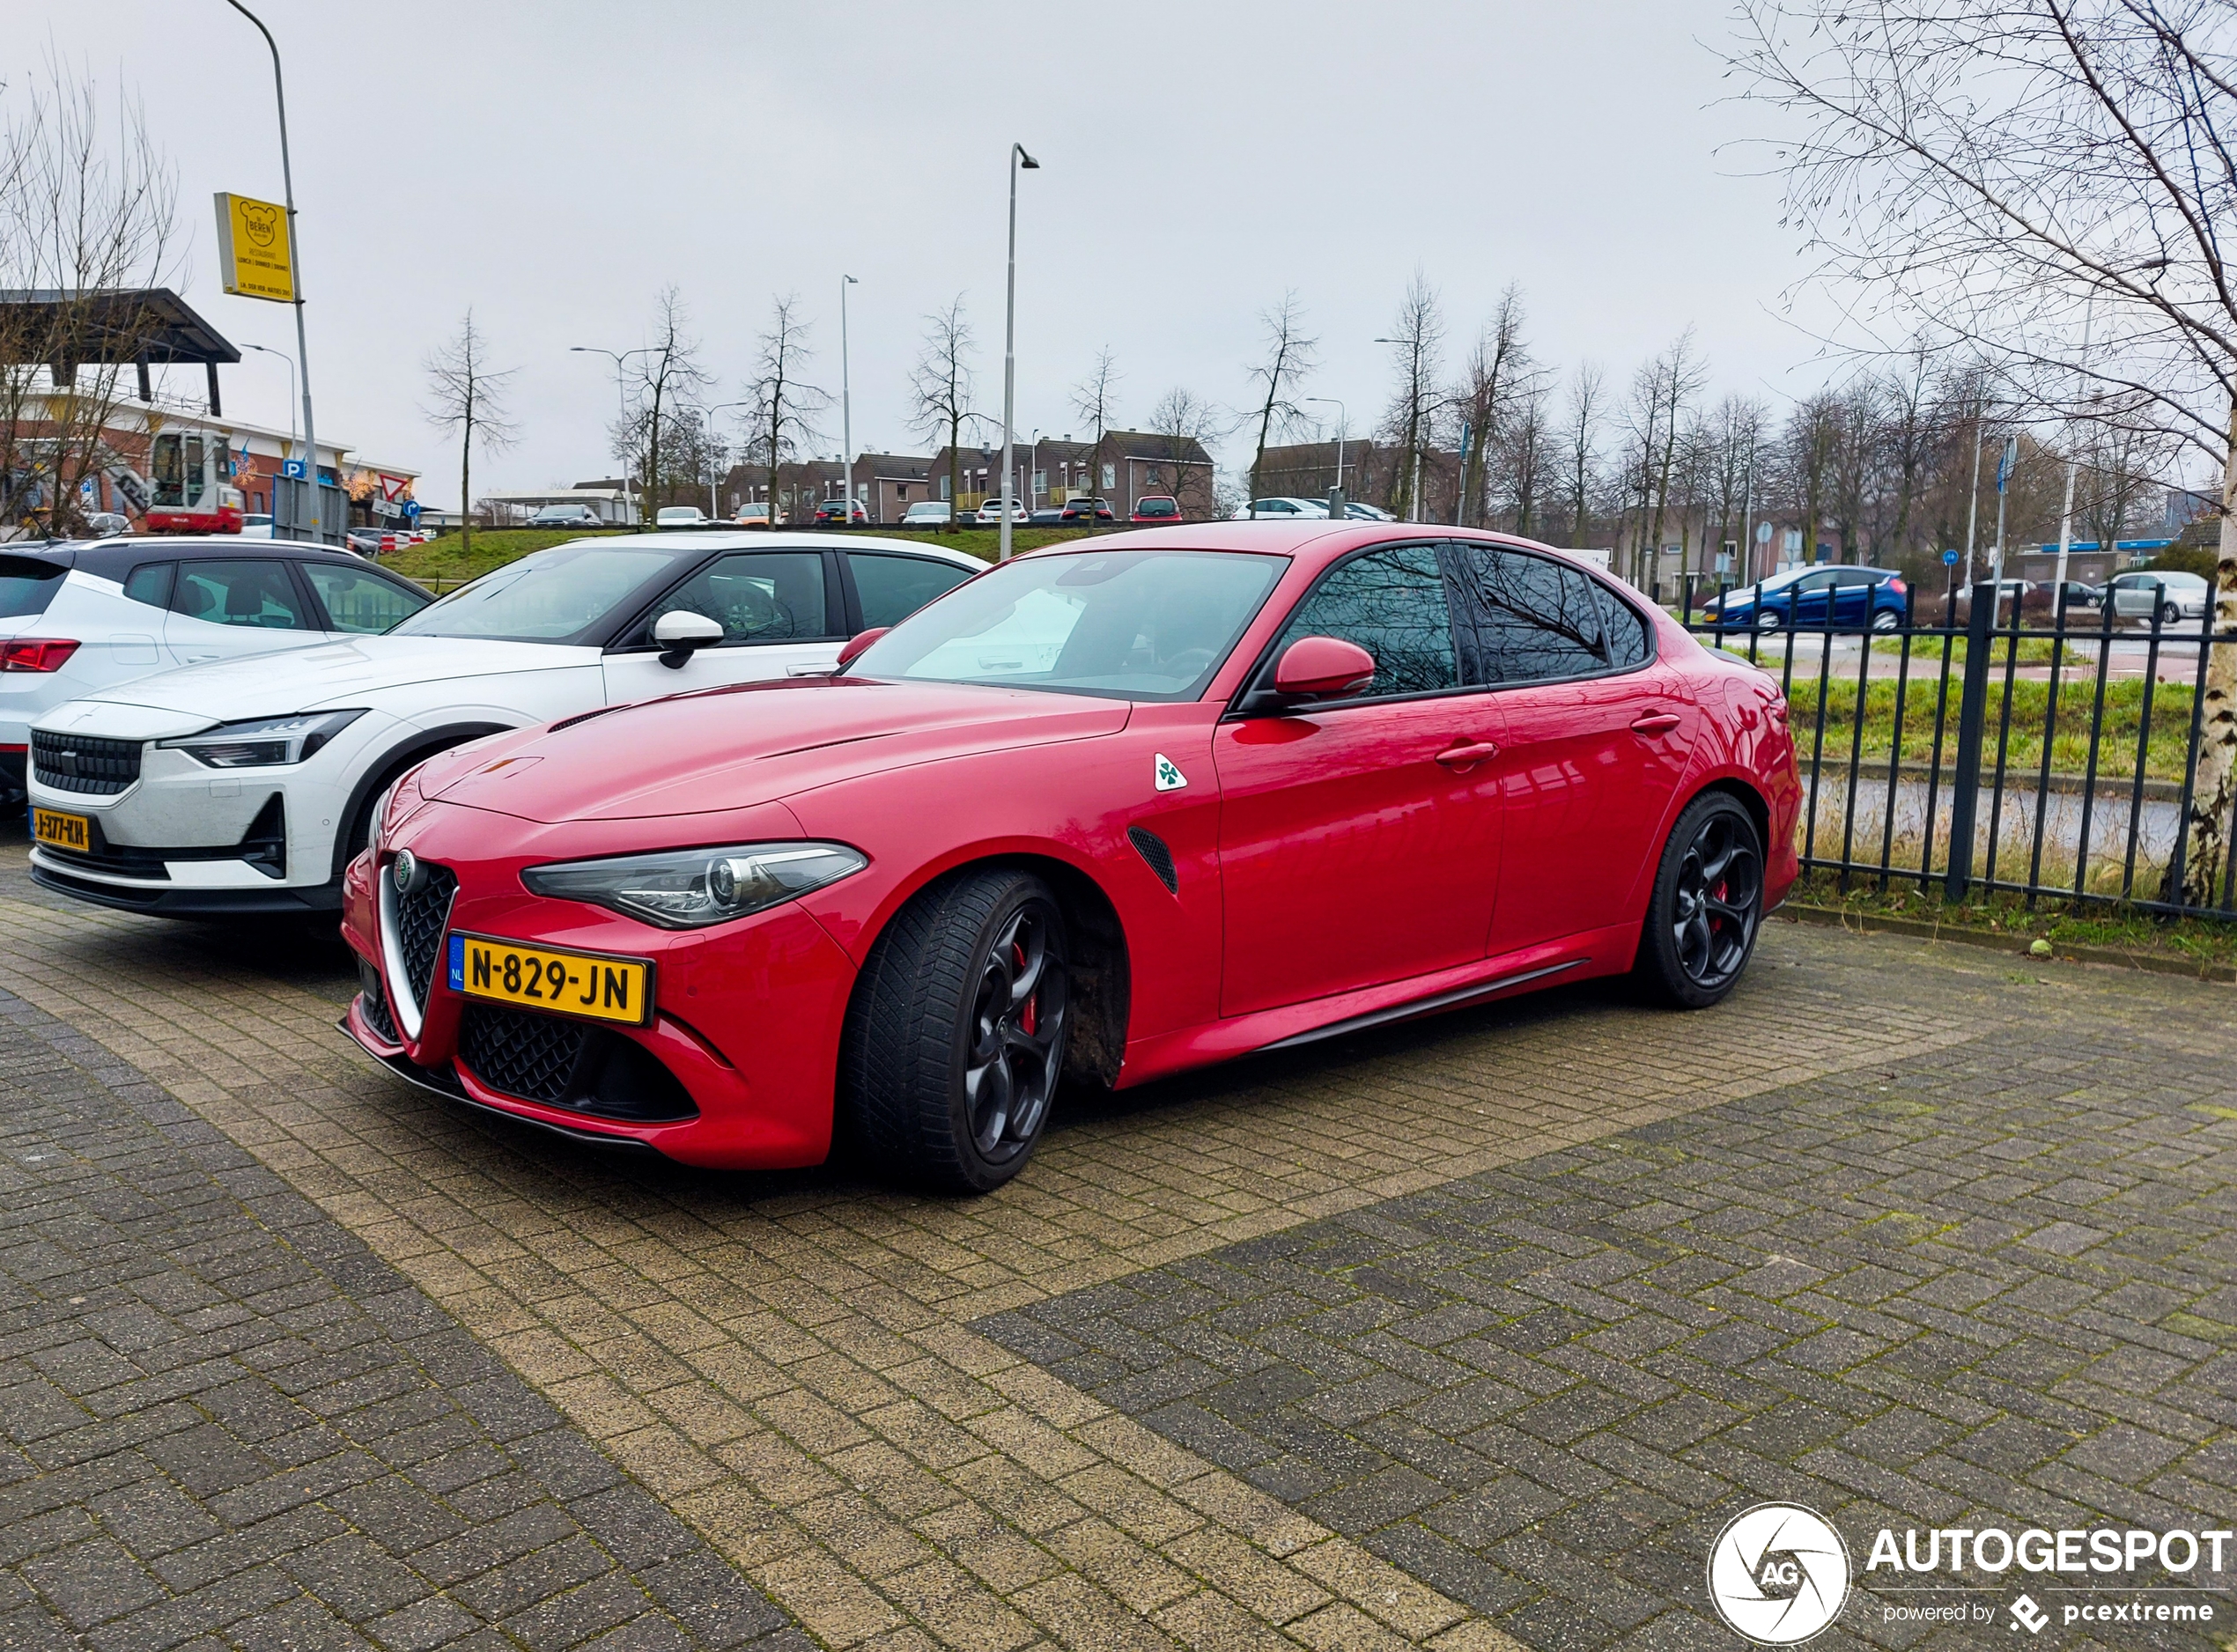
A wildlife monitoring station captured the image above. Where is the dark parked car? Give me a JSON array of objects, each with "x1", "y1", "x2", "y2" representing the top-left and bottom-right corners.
[
  {"x1": 816, "y1": 499, "x2": 869, "y2": 525},
  {"x1": 1698, "y1": 564, "x2": 1909, "y2": 631},
  {"x1": 1129, "y1": 495, "x2": 1182, "y2": 524},
  {"x1": 527, "y1": 504, "x2": 605, "y2": 530},
  {"x1": 1057, "y1": 496, "x2": 1116, "y2": 523}
]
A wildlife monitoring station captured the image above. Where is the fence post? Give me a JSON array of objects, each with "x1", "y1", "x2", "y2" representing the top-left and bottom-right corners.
[{"x1": 1943, "y1": 582, "x2": 1996, "y2": 903}]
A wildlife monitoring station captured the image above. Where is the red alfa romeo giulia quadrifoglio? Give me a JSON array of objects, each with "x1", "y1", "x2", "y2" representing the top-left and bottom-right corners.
[{"x1": 341, "y1": 524, "x2": 1799, "y2": 1191}]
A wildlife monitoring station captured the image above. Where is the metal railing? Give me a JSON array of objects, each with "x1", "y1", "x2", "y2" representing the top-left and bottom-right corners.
[{"x1": 1681, "y1": 578, "x2": 2237, "y2": 920}]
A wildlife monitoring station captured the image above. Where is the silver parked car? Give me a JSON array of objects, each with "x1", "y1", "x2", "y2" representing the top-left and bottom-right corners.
[{"x1": 2108, "y1": 569, "x2": 2211, "y2": 627}]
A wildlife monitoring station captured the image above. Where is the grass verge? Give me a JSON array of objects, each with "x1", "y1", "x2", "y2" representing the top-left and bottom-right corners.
[
  {"x1": 1783, "y1": 671, "x2": 2197, "y2": 782},
  {"x1": 1787, "y1": 869, "x2": 2237, "y2": 973}
]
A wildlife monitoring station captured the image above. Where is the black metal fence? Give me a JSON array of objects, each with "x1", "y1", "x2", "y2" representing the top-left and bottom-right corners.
[{"x1": 1680, "y1": 579, "x2": 2237, "y2": 920}]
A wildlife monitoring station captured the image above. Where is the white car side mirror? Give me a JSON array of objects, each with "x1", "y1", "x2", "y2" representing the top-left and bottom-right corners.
[{"x1": 653, "y1": 610, "x2": 724, "y2": 668}]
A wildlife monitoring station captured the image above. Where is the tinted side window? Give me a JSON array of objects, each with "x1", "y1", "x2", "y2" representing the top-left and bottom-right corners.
[
  {"x1": 1448, "y1": 545, "x2": 1612, "y2": 685},
  {"x1": 1596, "y1": 583, "x2": 1652, "y2": 670},
  {"x1": 122, "y1": 563, "x2": 173, "y2": 609},
  {"x1": 300, "y1": 562, "x2": 431, "y2": 634},
  {"x1": 0, "y1": 556, "x2": 67, "y2": 619},
  {"x1": 850, "y1": 552, "x2": 974, "y2": 631},
  {"x1": 171, "y1": 560, "x2": 310, "y2": 629},
  {"x1": 1277, "y1": 543, "x2": 1458, "y2": 698},
  {"x1": 650, "y1": 552, "x2": 829, "y2": 644}
]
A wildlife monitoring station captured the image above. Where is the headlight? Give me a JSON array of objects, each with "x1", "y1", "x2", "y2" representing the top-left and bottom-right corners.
[
  {"x1": 520, "y1": 841, "x2": 867, "y2": 929},
  {"x1": 160, "y1": 709, "x2": 366, "y2": 769}
]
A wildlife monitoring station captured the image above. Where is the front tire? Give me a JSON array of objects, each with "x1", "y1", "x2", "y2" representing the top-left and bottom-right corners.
[
  {"x1": 1634, "y1": 793, "x2": 1764, "y2": 1009},
  {"x1": 842, "y1": 867, "x2": 1070, "y2": 1192},
  {"x1": 1871, "y1": 608, "x2": 1901, "y2": 632}
]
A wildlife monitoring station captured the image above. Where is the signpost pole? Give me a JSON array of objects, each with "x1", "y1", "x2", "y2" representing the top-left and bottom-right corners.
[{"x1": 225, "y1": 2, "x2": 319, "y2": 543}]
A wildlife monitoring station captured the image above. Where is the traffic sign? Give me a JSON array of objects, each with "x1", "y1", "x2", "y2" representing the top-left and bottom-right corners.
[
  {"x1": 1943, "y1": 549, "x2": 1960, "y2": 565},
  {"x1": 1755, "y1": 521, "x2": 1772, "y2": 544},
  {"x1": 282, "y1": 459, "x2": 306, "y2": 480}
]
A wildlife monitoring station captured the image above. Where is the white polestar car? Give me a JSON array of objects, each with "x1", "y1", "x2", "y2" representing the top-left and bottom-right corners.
[
  {"x1": 26, "y1": 531, "x2": 984, "y2": 918},
  {"x1": 3, "y1": 535, "x2": 430, "y2": 811}
]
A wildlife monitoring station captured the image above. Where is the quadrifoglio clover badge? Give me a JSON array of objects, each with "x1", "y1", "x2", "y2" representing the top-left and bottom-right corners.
[{"x1": 1708, "y1": 1503, "x2": 1852, "y2": 1644}]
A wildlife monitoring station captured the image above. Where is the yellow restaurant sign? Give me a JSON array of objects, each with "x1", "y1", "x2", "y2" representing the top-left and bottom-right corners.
[{"x1": 213, "y1": 192, "x2": 295, "y2": 303}]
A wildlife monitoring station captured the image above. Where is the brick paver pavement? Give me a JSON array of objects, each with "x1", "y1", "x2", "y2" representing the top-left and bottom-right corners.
[
  {"x1": 0, "y1": 985, "x2": 800, "y2": 1650},
  {"x1": 1, "y1": 824, "x2": 2232, "y2": 1650}
]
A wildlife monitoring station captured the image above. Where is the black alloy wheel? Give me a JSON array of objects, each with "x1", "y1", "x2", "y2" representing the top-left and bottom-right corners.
[
  {"x1": 1635, "y1": 793, "x2": 1764, "y2": 1009},
  {"x1": 843, "y1": 867, "x2": 1071, "y2": 1192}
]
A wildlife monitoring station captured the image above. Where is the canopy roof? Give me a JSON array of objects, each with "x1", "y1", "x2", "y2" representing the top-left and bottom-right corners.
[{"x1": 0, "y1": 288, "x2": 240, "y2": 366}]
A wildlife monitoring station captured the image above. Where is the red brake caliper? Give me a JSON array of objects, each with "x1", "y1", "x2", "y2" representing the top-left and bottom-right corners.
[{"x1": 1015, "y1": 942, "x2": 1036, "y2": 1036}]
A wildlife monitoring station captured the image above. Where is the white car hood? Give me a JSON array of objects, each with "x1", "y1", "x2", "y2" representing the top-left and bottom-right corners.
[{"x1": 34, "y1": 635, "x2": 596, "y2": 739}]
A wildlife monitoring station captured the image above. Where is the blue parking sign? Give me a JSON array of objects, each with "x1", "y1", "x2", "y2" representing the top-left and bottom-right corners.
[{"x1": 282, "y1": 459, "x2": 306, "y2": 480}]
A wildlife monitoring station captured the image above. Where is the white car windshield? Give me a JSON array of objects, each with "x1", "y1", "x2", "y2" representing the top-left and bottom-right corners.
[
  {"x1": 854, "y1": 548, "x2": 1284, "y2": 702},
  {"x1": 393, "y1": 542, "x2": 683, "y2": 643}
]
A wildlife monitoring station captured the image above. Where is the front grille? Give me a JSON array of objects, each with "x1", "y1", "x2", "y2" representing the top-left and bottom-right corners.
[
  {"x1": 460, "y1": 1004, "x2": 587, "y2": 1107},
  {"x1": 32, "y1": 731, "x2": 142, "y2": 795},
  {"x1": 457, "y1": 1005, "x2": 698, "y2": 1122},
  {"x1": 35, "y1": 793, "x2": 285, "y2": 881},
  {"x1": 395, "y1": 864, "x2": 457, "y2": 1007}
]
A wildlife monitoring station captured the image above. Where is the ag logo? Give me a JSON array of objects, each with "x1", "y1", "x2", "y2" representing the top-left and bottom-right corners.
[
  {"x1": 1707, "y1": 1503, "x2": 1849, "y2": 1644},
  {"x1": 1153, "y1": 753, "x2": 1186, "y2": 792},
  {"x1": 240, "y1": 200, "x2": 281, "y2": 248}
]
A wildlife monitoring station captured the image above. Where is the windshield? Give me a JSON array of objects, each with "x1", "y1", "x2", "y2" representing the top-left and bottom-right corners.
[
  {"x1": 855, "y1": 548, "x2": 1285, "y2": 702},
  {"x1": 392, "y1": 542, "x2": 683, "y2": 643}
]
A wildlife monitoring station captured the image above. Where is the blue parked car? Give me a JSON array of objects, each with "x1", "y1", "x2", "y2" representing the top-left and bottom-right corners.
[{"x1": 1698, "y1": 564, "x2": 1909, "y2": 632}]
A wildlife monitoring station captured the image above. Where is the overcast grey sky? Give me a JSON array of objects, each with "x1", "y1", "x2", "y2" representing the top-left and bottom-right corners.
[{"x1": 35, "y1": 0, "x2": 1841, "y2": 505}]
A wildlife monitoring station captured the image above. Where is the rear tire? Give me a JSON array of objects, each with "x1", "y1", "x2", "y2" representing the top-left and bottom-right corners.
[
  {"x1": 1871, "y1": 608, "x2": 1901, "y2": 632},
  {"x1": 2161, "y1": 601, "x2": 2182, "y2": 628},
  {"x1": 1633, "y1": 793, "x2": 1764, "y2": 1010},
  {"x1": 842, "y1": 867, "x2": 1070, "y2": 1193}
]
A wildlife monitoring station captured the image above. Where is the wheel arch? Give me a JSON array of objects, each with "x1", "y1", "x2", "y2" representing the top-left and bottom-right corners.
[
  {"x1": 329, "y1": 720, "x2": 514, "y2": 882},
  {"x1": 1691, "y1": 775, "x2": 1771, "y2": 858},
  {"x1": 848, "y1": 848, "x2": 1133, "y2": 1093}
]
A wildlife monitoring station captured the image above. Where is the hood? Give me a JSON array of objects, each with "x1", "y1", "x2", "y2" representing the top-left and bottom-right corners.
[
  {"x1": 54, "y1": 636, "x2": 594, "y2": 730},
  {"x1": 428, "y1": 675, "x2": 1132, "y2": 823}
]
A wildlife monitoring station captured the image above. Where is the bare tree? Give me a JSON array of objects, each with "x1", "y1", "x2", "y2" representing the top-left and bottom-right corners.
[
  {"x1": 1495, "y1": 377, "x2": 1553, "y2": 538},
  {"x1": 1561, "y1": 364, "x2": 1606, "y2": 549},
  {"x1": 1242, "y1": 293, "x2": 1316, "y2": 512},
  {"x1": 1146, "y1": 386, "x2": 1224, "y2": 518},
  {"x1": 1458, "y1": 285, "x2": 1532, "y2": 527},
  {"x1": 421, "y1": 309, "x2": 516, "y2": 555},
  {"x1": 1643, "y1": 330, "x2": 1709, "y2": 580},
  {"x1": 1729, "y1": 0, "x2": 2237, "y2": 901},
  {"x1": 910, "y1": 295, "x2": 977, "y2": 518},
  {"x1": 609, "y1": 287, "x2": 709, "y2": 520},
  {"x1": 0, "y1": 59, "x2": 179, "y2": 537},
  {"x1": 1377, "y1": 269, "x2": 1446, "y2": 520},
  {"x1": 1069, "y1": 345, "x2": 1121, "y2": 498},
  {"x1": 744, "y1": 294, "x2": 830, "y2": 524}
]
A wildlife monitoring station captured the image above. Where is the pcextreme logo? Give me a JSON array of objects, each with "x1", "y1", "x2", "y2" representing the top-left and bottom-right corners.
[{"x1": 1708, "y1": 1504, "x2": 1851, "y2": 1644}]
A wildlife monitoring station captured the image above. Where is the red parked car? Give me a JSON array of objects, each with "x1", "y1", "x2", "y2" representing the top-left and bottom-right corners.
[
  {"x1": 1130, "y1": 495, "x2": 1182, "y2": 524},
  {"x1": 342, "y1": 524, "x2": 1800, "y2": 1191}
]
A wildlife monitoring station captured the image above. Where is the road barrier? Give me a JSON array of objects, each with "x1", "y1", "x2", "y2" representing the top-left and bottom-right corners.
[{"x1": 1683, "y1": 578, "x2": 2237, "y2": 920}]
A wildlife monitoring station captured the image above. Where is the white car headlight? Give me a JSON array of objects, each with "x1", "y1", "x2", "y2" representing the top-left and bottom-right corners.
[
  {"x1": 520, "y1": 842, "x2": 867, "y2": 929},
  {"x1": 159, "y1": 709, "x2": 367, "y2": 769}
]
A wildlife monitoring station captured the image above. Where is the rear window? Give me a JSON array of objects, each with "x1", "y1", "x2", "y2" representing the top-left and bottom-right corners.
[{"x1": 0, "y1": 556, "x2": 67, "y2": 620}]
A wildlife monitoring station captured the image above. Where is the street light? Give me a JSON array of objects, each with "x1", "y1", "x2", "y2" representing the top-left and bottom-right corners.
[
  {"x1": 225, "y1": 1, "x2": 321, "y2": 542},
  {"x1": 839, "y1": 275, "x2": 859, "y2": 521},
  {"x1": 571, "y1": 345, "x2": 653, "y2": 522},
  {"x1": 1304, "y1": 396, "x2": 1347, "y2": 516},
  {"x1": 698, "y1": 400, "x2": 755, "y2": 519},
  {"x1": 242, "y1": 342, "x2": 296, "y2": 468},
  {"x1": 1000, "y1": 143, "x2": 1039, "y2": 561}
]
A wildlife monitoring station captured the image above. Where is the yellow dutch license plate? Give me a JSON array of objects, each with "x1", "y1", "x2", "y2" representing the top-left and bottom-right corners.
[
  {"x1": 447, "y1": 933, "x2": 654, "y2": 1027},
  {"x1": 32, "y1": 808, "x2": 90, "y2": 852}
]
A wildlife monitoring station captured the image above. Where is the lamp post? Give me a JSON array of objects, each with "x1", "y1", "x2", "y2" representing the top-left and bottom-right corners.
[
  {"x1": 571, "y1": 345, "x2": 652, "y2": 522},
  {"x1": 1024, "y1": 429, "x2": 1041, "y2": 519},
  {"x1": 225, "y1": 0, "x2": 321, "y2": 542},
  {"x1": 1000, "y1": 143, "x2": 1039, "y2": 561},
  {"x1": 1305, "y1": 396, "x2": 1347, "y2": 518},
  {"x1": 698, "y1": 400, "x2": 754, "y2": 519},
  {"x1": 242, "y1": 342, "x2": 296, "y2": 470},
  {"x1": 839, "y1": 275, "x2": 859, "y2": 521}
]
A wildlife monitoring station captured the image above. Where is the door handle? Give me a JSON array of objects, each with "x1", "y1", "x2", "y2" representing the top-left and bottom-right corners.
[
  {"x1": 1629, "y1": 712, "x2": 1682, "y2": 738},
  {"x1": 1435, "y1": 740, "x2": 1502, "y2": 771}
]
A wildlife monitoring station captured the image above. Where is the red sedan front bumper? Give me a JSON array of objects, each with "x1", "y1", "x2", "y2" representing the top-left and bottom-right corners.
[{"x1": 337, "y1": 826, "x2": 860, "y2": 1171}]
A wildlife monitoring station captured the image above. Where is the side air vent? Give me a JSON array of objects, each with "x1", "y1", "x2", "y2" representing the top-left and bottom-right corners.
[{"x1": 1127, "y1": 825, "x2": 1178, "y2": 895}]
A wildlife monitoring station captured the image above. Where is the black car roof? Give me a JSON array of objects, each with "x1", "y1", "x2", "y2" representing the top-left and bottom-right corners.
[{"x1": 22, "y1": 536, "x2": 402, "y2": 586}]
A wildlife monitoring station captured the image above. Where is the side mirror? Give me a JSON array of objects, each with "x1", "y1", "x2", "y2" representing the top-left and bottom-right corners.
[
  {"x1": 836, "y1": 627, "x2": 890, "y2": 671},
  {"x1": 1273, "y1": 635, "x2": 1376, "y2": 699},
  {"x1": 653, "y1": 609, "x2": 724, "y2": 668}
]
